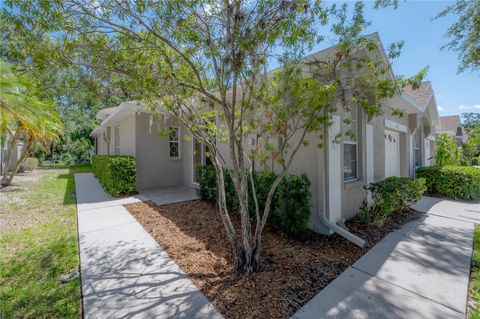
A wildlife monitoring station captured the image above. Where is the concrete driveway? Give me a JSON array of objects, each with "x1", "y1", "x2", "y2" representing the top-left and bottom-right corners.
[{"x1": 293, "y1": 196, "x2": 478, "y2": 319}]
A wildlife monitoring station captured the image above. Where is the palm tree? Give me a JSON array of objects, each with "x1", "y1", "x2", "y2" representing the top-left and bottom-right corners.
[{"x1": 0, "y1": 61, "x2": 62, "y2": 186}]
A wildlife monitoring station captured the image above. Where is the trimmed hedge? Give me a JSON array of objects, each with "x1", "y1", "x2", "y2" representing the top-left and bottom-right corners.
[
  {"x1": 196, "y1": 165, "x2": 312, "y2": 238},
  {"x1": 358, "y1": 176, "x2": 426, "y2": 223},
  {"x1": 416, "y1": 165, "x2": 480, "y2": 200},
  {"x1": 92, "y1": 155, "x2": 136, "y2": 196}
]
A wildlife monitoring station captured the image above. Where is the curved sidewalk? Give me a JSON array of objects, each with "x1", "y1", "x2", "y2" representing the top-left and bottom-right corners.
[
  {"x1": 293, "y1": 196, "x2": 478, "y2": 319},
  {"x1": 75, "y1": 173, "x2": 223, "y2": 319}
]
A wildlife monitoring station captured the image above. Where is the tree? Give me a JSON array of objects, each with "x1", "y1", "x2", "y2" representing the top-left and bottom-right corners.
[
  {"x1": 0, "y1": 13, "x2": 131, "y2": 165},
  {"x1": 434, "y1": 133, "x2": 462, "y2": 166},
  {"x1": 462, "y1": 112, "x2": 480, "y2": 131},
  {"x1": 0, "y1": 62, "x2": 62, "y2": 186},
  {"x1": 435, "y1": 0, "x2": 480, "y2": 73},
  {"x1": 375, "y1": 0, "x2": 480, "y2": 73},
  {"x1": 6, "y1": 0, "x2": 425, "y2": 274},
  {"x1": 460, "y1": 112, "x2": 480, "y2": 165}
]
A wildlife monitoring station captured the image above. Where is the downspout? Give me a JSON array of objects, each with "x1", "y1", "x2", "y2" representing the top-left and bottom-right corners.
[{"x1": 318, "y1": 112, "x2": 366, "y2": 248}]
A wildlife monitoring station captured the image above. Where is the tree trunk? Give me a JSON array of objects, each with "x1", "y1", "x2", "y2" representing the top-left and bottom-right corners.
[
  {"x1": 0, "y1": 131, "x2": 22, "y2": 187},
  {"x1": 211, "y1": 156, "x2": 246, "y2": 270},
  {"x1": 4, "y1": 140, "x2": 32, "y2": 187}
]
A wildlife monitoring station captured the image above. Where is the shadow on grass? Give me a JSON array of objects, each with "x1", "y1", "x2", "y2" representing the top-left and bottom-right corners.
[
  {"x1": 56, "y1": 165, "x2": 92, "y2": 206},
  {"x1": 0, "y1": 166, "x2": 88, "y2": 318}
]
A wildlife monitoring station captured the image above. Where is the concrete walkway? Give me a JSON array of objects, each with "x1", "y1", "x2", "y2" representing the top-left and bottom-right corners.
[
  {"x1": 139, "y1": 186, "x2": 199, "y2": 206},
  {"x1": 293, "y1": 196, "x2": 478, "y2": 319},
  {"x1": 75, "y1": 173, "x2": 222, "y2": 319}
]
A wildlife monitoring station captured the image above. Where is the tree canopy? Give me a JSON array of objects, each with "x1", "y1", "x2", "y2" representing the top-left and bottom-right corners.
[
  {"x1": 0, "y1": 61, "x2": 62, "y2": 186},
  {"x1": 4, "y1": 0, "x2": 426, "y2": 273}
]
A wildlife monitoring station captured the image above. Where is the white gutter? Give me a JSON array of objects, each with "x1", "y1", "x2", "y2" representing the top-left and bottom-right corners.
[{"x1": 323, "y1": 217, "x2": 366, "y2": 247}]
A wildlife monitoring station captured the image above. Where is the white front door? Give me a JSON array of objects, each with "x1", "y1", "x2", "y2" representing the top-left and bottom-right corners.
[{"x1": 385, "y1": 130, "x2": 400, "y2": 177}]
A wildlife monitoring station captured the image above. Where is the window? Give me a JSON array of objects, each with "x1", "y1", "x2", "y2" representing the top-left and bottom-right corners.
[
  {"x1": 114, "y1": 126, "x2": 120, "y2": 155},
  {"x1": 169, "y1": 127, "x2": 180, "y2": 158},
  {"x1": 343, "y1": 106, "x2": 358, "y2": 181},
  {"x1": 413, "y1": 130, "x2": 420, "y2": 167}
]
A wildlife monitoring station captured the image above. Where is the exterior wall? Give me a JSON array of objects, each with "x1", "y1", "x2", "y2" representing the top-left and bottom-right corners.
[
  {"x1": 213, "y1": 123, "x2": 326, "y2": 232},
  {"x1": 95, "y1": 127, "x2": 110, "y2": 155},
  {"x1": 209, "y1": 101, "x2": 425, "y2": 225},
  {"x1": 97, "y1": 130, "x2": 107, "y2": 155},
  {"x1": 340, "y1": 105, "x2": 413, "y2": 220},
  {"x1": 116, "y1": 115, "x2": 136, "y2": 156},
  {"x1": 341, "y1": 109, "x2": 368, "y2": 220},
  {"x1": 135, "y1": 113, "x2": 185, "y2": 190}
]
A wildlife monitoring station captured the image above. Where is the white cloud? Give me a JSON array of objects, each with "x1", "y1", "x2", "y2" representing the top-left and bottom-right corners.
[
  {"x1": 437, "y1": 105, "x2": 445, "y2": 112},
  {"x1": 459, "y1": 104, "x2": 480, "y2": 110}
]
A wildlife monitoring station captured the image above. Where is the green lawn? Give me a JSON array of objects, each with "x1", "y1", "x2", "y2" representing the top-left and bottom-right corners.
[
  {"x1": 0, "y1": 165, "x2": 91, "y2": 318},
  {"x1": 470, "y1": 226, "x2": 480, "y2": 319}
]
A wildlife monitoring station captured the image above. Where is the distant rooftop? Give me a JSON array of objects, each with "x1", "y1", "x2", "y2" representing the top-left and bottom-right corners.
[{"x1": 439, "y1": 115, "x2": 461, "y2": 133}]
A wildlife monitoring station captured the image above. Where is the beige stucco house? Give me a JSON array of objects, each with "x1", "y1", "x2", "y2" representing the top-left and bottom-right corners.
[{"x1": 91, "y1": 33, "x2": 440, "y2": 235}]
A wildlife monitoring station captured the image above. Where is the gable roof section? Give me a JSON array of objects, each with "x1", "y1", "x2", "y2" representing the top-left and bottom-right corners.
[
  {"x1": 403, "y1": 81, "x2": 433, "y2": 110},
  {"x1": 439, "y1": 115, "x2": 462, "y2": 136}
]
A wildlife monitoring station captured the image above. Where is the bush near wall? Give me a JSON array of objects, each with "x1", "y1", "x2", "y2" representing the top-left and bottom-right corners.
[
  {"x1": 417, "y1": 165, "x2": 480, "y2": 200},
  {"x1": 22, "y1": 157, "x2": 39, "y2": 171},
  {"x1": 92, "y1": 155, "x2": 136, "y2": 196},
  {"x1": 196, "y1": 165, "x2": 312, "y2": 238},
  {"x1": 358, "y1": 177, "x2": 426, "y2": 223}
]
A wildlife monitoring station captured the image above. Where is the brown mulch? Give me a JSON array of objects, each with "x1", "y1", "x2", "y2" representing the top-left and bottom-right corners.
[
  {"x1": 346, "y1": 208, "x2": 424, "y2": 248},
  {"x1": 125, "y1": 200, "x2": 422, "y2": 319}
]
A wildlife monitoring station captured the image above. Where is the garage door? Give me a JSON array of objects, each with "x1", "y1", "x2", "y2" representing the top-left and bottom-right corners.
[{"x1": 385, "y1": 130, "x2": 400, "y2": 177}]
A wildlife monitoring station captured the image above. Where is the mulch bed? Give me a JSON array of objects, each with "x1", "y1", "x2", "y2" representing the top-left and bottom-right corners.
[{"x1": 124, "y1": 200, "x2": 422, "y2": 319}]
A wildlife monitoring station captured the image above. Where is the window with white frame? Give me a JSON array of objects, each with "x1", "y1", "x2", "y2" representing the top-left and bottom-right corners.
[
  {"x1": 343, "y1": 106, "x2": 358, "y2": 181},
  {"x1": 114, "y1": 126, "x2": 120, "y2": 155},
  {"x1": 169, "y1": 127, "x2": 180, "y2": 158}
]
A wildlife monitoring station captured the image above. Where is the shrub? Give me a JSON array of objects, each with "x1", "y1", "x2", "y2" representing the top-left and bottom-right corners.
[
  {"x1": 434, "y1": 133, "x2": 462, "y2": 166},
  {"x1": 92, "y1": 155, "x2": 136, "y2": 196},
  {"x1": 417, "y1": 165, "x2": 480, "y2": 200},
  {"x1": 358, "y1": 177, "x2": 426, "y2": 223},
  {"x1": 196, "y1": 165, "x2": 312, "y2": 238},
  {"x1": 22, "y1": 157, "x2": 39, "y2": 171}
]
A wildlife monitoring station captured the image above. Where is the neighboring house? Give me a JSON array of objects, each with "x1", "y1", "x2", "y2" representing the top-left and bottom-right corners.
[
  {"x1": 91, "y1": 33, "x2": 440, "y2": 234},
  {"x1": 438, "y1": 115, "x2": 468, "y2": 146}
]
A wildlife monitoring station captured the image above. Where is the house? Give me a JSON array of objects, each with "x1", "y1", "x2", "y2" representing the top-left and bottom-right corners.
[
  {"x1": 438, "y1": 115, "x2": 468, "y2": 146},
  {"x1": 91, "y1": 33, "x2": 440, "y2": 235}
]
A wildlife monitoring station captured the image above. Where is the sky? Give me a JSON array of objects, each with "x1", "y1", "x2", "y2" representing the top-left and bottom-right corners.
[
  {"x1": 342, "y1": 0, "x2": 480, "y2": 117},
  {"x1": 2, "y1": 1, "x2": 478, "y2": 118}
]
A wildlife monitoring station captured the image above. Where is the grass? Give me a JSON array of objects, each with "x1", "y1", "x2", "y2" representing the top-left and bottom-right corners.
[
  {"x1": 0, "y1": 165, "x2": 91, "y2": 319},
  {"x1": 470, "y1": 226, "x2": 480, "y2": 319}
]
